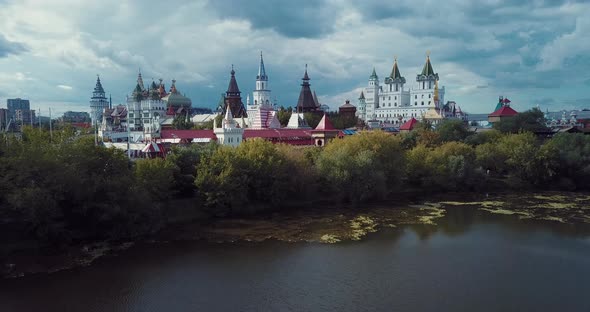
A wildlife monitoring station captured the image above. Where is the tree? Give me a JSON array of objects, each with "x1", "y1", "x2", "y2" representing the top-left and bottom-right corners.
[
  {"x1": 172, "y1": 114, "x2": 193, "y2": 130},
  {"x1": 316, "y1": 131, "x2": 405, "y2": 203},
  {"x1": 195, "y1": 139, "x2": 292, "y2": 216},
  {"x1": 134, "y1": 158, "x2": 177, "y2": 201},
  {"x1": 277, "y1": 106, "x2": 292, "y2": 127},
  {"x1": 436, "y1": 119, "x2": 470, "y2": 143},
  {"x1": 543, "y1": 133, "x2": 590, "y2": 189},
  {"x1": 493, "y1": 108, "x2": 548, "y2": 133}
]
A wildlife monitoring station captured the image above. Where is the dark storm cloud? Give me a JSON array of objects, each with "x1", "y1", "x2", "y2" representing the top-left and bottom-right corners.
[
  {"x1": 0, "y1": 34, "x2": 27, "y2": 57},
  {"x1": 205, "y1": 0, "x2": 336, "y2": 38}
]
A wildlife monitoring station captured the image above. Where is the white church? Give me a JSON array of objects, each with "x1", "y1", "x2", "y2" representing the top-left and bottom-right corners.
[{"x1": 358, "y1": 53, "x2": 447, "y2": 125}]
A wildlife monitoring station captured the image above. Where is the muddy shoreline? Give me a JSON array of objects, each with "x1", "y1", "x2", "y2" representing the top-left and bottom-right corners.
[{"x1": 2, "y1": 191, "x2": 590, "y2": 279}]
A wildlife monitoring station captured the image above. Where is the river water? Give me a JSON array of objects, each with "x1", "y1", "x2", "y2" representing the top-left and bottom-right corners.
[{"x1": 1, "y1": 206, "x2": 589, "y2": 312}]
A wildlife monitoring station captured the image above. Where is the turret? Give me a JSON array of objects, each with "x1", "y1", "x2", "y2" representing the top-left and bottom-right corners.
[
  {"x1": 252, "y1": 52, "x2": 272, "y2": 109},
  {"x1": 89, "y1": 75, "x2": 109, "y2": 127},
  {"x1": 385, "y1": 56, "x2": 406, "y2": 92},
  {"x1": 416, "y1": 52, "x2": 439, "y2": 90}
]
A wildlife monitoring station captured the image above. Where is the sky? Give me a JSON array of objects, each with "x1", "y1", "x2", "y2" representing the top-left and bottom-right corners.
[{"x1": 0, "y1": 0, "x2": 589, "y2": 117}]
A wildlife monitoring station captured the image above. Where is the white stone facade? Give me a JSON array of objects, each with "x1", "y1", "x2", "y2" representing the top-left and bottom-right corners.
[{"x1": 361, "y1": 56, "x2": 445, "y2": 125}]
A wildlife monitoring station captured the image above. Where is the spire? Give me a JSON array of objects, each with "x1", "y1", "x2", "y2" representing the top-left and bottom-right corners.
[
  {"x1": 224, "y1": 103, "x2": 234, "y2": 123},
  {"x1": 296, "y1": 65, "x2": 317, "y2": 113},
  {"x1": 421, "y1": 52, "x2": 436, "y2": 76},
  {"x1": 226, "y1": 66, "x2": 241, "y2": 95},
  {"x1": 359, "y1": 90, "x2": 365, "y2": 100},
  {"x1": 370, "y1": 67, "x2": 378, "y2": 80},
  {"x1": 137, "y1": 69, "x2": 145, "y2": 91},
  {"x1": 389, "y1": 56, "x2": 402, "y2": 79},
  {"x1": 257, "y1": 51, "x2": 267, "y2": 81},
  {"x1": 303, "y1": 64, "x2": 310, "y2": 81},
  {"x1": 94, "y1": 75, "x2": 105, "y2": 94}
]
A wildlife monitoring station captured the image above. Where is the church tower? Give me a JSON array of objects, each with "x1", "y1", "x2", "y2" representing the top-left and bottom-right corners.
[
  {"x1": 214, "y1": 103, "x2": 244, "y2": 147},
  {"x1": 252, "y1": 52, "x2": 271, "y2": 109},
  {"x1": 224, "y1": 66, "x2": 247, "y2": 118},
  {"x1": 364, "y1": 68, "x2": 380, "y2": 120},
  {"x1": 89, "y1": 75, "x2": 109, "y2": 127}
]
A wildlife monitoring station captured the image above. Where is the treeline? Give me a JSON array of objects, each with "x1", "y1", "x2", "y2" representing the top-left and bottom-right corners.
[{"x1": 1, "y1": 119, "x2": 590, "y2": 247}]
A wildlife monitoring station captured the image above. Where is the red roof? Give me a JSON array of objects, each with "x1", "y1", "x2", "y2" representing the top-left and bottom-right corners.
[
  {"x1": 314, "y1": 114, "x2": 335, "y2": 130},
  {"x1": 399, "y1": 118, "x2": 418, "y2": 130},
  {"x1": 489, "y1": 105, "x2": 518, "y2": 117},
  {"x1": 243, "y1": 128, "x2": 312, "y2": 139},
  {"x1": 161, "y1": 129, "x2": 216, "y2": 140}
]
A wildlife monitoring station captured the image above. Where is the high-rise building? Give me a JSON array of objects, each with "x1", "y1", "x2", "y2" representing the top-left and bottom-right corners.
[{"x1": 7, "y1": 98, "x2": 30, "y2": 119}]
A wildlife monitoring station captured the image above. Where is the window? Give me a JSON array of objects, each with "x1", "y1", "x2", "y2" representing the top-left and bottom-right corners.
[
  {"x1": 415, "y1": 95, "x2": 417, "y2": 99},
  {"x1": 421, "y1": 101, "x2": 424, "y2": 106},
  {"x1": 422, "y1": 94, "x2": 424, "y2": 99},
  {"x1": 129, "y1": 113, "x2": 134, "y2": 118},
  {"x1": 395, "y1": 96, "x2": 397, "y2": 100},
  {"x1": 129, "y1": 120, "x2": 134, "y2": 124},
  {"x1": 414, "y1": 102, "x2": 417, "y2": 106},
  {"x1": 429, "y1": 94, "x2": 431, "y2": 98},
  {"x1": 394, "y1": 102, "x2": 397, "y2": 107},
  {"x1": 143, "y1": 113, "x2": 150, "y2": 118},
  {"x1": 428, "y1": 101, "x2": 431, "y2": 105},
  {"x1": 388, "y1": 96, "x2": 391, "y2": 100}
]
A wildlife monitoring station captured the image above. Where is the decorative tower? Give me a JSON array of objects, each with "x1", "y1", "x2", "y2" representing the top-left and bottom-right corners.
[
  {"x1": 252, "y1": 52, "x2": 271, "y2": 108},
  {"x1": 89, "y1": 75, "x2": 109, "y2": 127},
  {"x1": 417, "y1": 52, "x2": 438, "y2": 90},
  {"x1": 224, "y1": 66, "x2": 247, "y2": 118},
  {"x1": 214, "y1": 103, "x2": 244, "y2": 147},
  {"x1": 357, "y1": 90, "x2": 366, "y2": 120},
  {"x1": 412, "y1": 52, "x2": 444, "y2": 108},
  {"x1": 295, "y1": 65, "x2": 319, "y2": 113},
  {"x1": 365, "y1": 67, "x2": 380, "y2": 120},
  {"x1": 385, "y1": 57, "x2": 406, "y2": 92}
]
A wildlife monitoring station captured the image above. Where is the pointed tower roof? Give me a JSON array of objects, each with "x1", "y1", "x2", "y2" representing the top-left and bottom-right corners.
[
  {"x1": 94, "y1": 75, "x2": 105, "y2": 94},
  {"x1": 313, "y1": 90, "x2": 320, "y2": 108},
  {"x1": 256, "y1": 52, "x2": 267, "y2": 81},
  {"x1": 137, "y1": 70, "x2": 145, "y2": 91},
  {"x1": 226, "y1": 65, "x2": 241, "y2": 95},
  {"x1": 370, "y1": 67, "x2": 378, "y2": 80},
  {"x1": 314, "y1": 113, "x2": 335, "y2": 130},
  {"x1": 225, "y1": 103, "x2": 234, "y2": 122},
  {"x1": 359, "y1": 91, "x2": 365, "y2": 100},
  {"x1": 296, "y1": 65, "x2": 318, "y2": 113},
  {"x1": 389, "y1": 57, "x2": 402, "y2": 79},
  {"x1": 421, "y1": 54, "x2": 436, "y2": 76}
]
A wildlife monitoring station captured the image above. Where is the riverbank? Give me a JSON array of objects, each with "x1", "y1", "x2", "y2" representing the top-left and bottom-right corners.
[{"x1": 2, "y1": 191, "x2": 590, "y2": 279}]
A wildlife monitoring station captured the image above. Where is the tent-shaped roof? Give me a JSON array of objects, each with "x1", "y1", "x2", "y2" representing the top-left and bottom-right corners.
[
  {"x1": 399, "y1": 117, "x2": 419, "y2": 130},
  {"x1": 314, "y1": 113, "x2": 335, "y2": 130},
  {"x1": 489, "y1": 105, "x2": 518, "y2": 117}
]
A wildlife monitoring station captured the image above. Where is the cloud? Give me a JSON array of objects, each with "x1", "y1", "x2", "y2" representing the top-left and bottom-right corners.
[
  {"x1": 0, "y1": 34, "x2": 27, "y2": 57},
  {"x1": 0, "y1": 0, "x2": 588, "y2": 115},
  {"x1": 57, "y1": 84, "x2": 73, "y2": 90}
]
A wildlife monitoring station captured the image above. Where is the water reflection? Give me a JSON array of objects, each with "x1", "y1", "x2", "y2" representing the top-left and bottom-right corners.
[{"x1": 1, "y1": 202, "x2": 590, "y2": 312}]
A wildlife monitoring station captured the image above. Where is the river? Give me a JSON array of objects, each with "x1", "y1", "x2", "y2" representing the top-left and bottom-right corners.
[{"x1": 1, "y1": 202, "x2": 590, "y2": 311}]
